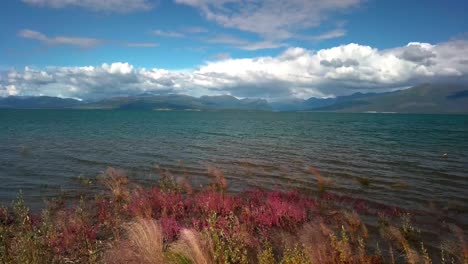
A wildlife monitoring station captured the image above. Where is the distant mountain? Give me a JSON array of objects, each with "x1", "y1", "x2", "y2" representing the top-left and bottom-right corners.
[
  {"x1": 312, "y1": 84, "x2": 468, "y2": 113},
  {"x1": 270, "y1": 91, "x2": 391, "y2": 111},
  {"x1": 1, "y1": 84, "x2": 467, "y2": 113},
  {"x1": 0, "y1": 96, "x2": 82, "y2": 109},
  {"x1": 79, "y1": 94, "x2": 272, "y2": 111}
]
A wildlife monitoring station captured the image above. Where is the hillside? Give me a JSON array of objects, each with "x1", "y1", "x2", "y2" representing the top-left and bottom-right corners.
[
  {"x1": 0, "y1": 96, "x2": 82, "y2": 109},
  {"x1": 79, "y1": 94, "x2": 272, "y2": 111},
  {"x1": 313, "y1": 84, "x2": 468, "y2": 113},
  {"x1": 270, "y1": 92, "x2": 391, "y2": 111}
]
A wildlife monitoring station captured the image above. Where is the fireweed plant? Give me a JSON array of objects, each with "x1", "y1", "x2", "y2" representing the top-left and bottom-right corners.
[{"x1": 0, "y1": 166, "x2": 466, "y2": 264}]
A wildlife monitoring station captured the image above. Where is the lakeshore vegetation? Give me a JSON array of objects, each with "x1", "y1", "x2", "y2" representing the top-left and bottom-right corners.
[{"x1": 0, "y1": 166, "x2": 466, "y2": 264}]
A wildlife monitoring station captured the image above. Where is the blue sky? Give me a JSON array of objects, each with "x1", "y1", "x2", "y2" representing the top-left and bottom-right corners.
[{"x1": 1, "y1": 0, "x2": 467, "y2": 100}]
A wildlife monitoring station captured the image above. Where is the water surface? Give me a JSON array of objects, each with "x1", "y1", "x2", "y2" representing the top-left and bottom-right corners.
[{"x1": 0, "y1": 109, "x2": 467, "y2": 227}]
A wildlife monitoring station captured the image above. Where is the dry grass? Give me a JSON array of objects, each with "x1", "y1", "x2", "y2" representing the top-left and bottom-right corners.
[
  {"x1": 385, "y1": 226, "x2": 420, "y2": 264},
  {"x1": 207, "y1": 166, "x2": 228, "y2": 191},
  {"x1": 309, "y1": 166, "x2": 333, "y2": 194},
  {"x1": 100, "y1": 167, "x2": 130, "y2": 202},
  {"x1": 299, "y1": 222, "x2": 335, "y2": 263},
  {"x1": 343, "y1": 211, "x2": 368, "y2": 241},
  {"x1": 106, "y1": 218, "x2": 164, "y2": 264},
  {"x1": 105, "y1": 222, "x2": 214, "y2": 264},
  {"x1": 128, "y1": 219, "x2": 164, "y2": 264},
  {"x1": 170, "y1": 229, "x2": 214, "y2": 264},
  {"x1": 441, "y1": 224, "x2": 468, "y2": 264}
]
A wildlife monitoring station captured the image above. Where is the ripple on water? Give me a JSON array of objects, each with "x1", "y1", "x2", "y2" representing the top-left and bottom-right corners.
[{"x1": 0, "y1": 110, "x2": 467, "y2": 233}]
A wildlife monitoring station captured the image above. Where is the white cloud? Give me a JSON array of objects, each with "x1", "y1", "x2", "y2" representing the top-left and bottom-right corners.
[
  {"x1": 18, "y1": 29, "x2": 102, "y2": 48},
  {"x1": 22, "y1": 0, "x2": 154, "y2": 13},
  {"x1": 174, "y1": 0, "x2": 361, "y2": 40},
  {"x1": 309, "y1": 28, "x2": 347, "y2": 41},
  {"x1": 151, "y1": 30, "x2": 185, "y2": 38},
  {"x1": 240, "y1": 41, "x2": 287, "y2": 51},
  {"x1": 183, "y1": 26, "x2": 208, "y2": 33},
  {"x1": 205, "y1": 34, "x2": 285, "y2": 50},
  {"x1": 102, "y1": 62, "x2": 134, "y2": 74},
  {"x1": 205, "y1": 35, "x2": 246, "y2": 46},
  {"x1": 150, "y1": 27, "x2": 209, "y2": 39},
  {"x1": 212, "y1": 53, "x2": 231, "y2": 60},
  {"x1": 395, "y1": 42, "x2": 436, "y2": 66},
  {"x1": 19, "y1": 29, "x2": 160, "y2": 49},
  {"x1": 2, "y1": 40, "x2": 468, "y2": 100},
  {"x1": 6, "y1": 85, "x2": 19, "y2": 96},
  {"x1": 124, "y1": 42, "x2": 159, "y2": 48}
]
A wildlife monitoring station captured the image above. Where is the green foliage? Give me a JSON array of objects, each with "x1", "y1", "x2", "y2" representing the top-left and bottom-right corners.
[
  {"x1": 158, "y1": 168, "x2": 184, "y2": 193},
  {"x1": 258, "y1": 242, "x2": 276, "y2": 264},
  {"x1": 77, "y1": 175, "x2": 93, "y2": 186},
  {"x1": 0, "y1": 224, "x2": 11, "y2": 263},
  {"x1": 400, "y1": 213, "x2": 420, "y2": 243},
  {"x1": 330, "y1": 226, "x2": 353, "y2": 263},
  {"x1": 165, "y1": 251, "x2": 194, "y2": 264},
  {"x1": 358, "y1": 237, "x2": 367, "y2": 263},
  {"x1": 204, "y1": 213, "x2": 248, "y2": 264},
  {"x1": 280, "y1": 244, "x2": 310, "y2": 264},
  {"x1": 0, "y1": 194, "x2": 55, "y2": 264},
  {"x1": 420, "y1": 242, "x2": 432, "y2": 264},
  {"x1": 11, "y1": 192, "x2": 29, "y2": 226}
]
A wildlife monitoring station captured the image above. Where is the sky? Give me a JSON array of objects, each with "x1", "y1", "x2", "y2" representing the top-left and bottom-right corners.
[{"x1": 0, "y1": 0, "x2": 468, "y2": 101}]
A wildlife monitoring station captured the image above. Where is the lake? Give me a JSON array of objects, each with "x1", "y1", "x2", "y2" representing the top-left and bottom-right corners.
[{"x1": 0, "y1": 109, "x2": 466, "y2": 228}]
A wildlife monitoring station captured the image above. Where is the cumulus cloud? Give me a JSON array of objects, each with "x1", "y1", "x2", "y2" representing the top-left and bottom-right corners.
[
  {"x1": 18, "y1": 29, "x2": 102, "y2": 48},
  {"x1": 0, "y1": 85, "x2": 20, "y2": 96},
  {"x1": 22, "y1": 0, "x2": 154, "y2": 13},
  {"x1": 2, "y1": 40, "x2": 468, "y2": 100},
  {"x1": 320, "y1": 58, "x2": 359, "y2": 68},
  {"x1": 174, "y1": 0, "x2": 361, "y2": 40},
  {"x1": 397, "y1": 42, "x2": 437, "y2": 66}
]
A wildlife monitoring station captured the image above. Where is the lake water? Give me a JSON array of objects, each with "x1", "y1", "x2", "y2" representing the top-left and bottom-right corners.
[{"x1": 0, "y1": 109, "x2": 467, "y2": 228}]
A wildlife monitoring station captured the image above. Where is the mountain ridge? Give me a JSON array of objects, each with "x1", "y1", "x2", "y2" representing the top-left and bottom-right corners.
[
  {"x1": 311, "y1": 83, "x2": 468, "y2": 113},
  {"x1": 1, "y1": 84, "x2": 467, "y2": 113}
]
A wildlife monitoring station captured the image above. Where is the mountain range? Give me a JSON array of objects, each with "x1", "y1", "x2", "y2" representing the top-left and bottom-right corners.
[
  {"x1": 0, "y1": 96, "x2": 82, "y2": 109},
  {"x1": 1, "y1": 84, "x2": 467, "y2": 113},
  {"x1": 311, "y1": 83, "x2": 468, "y2": 113},
  {"x1": 78, "y1": 94, "x2": 272, "y2": 111}
]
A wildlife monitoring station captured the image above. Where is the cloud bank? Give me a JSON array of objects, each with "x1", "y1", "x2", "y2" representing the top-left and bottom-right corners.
[{"x1": 2, "y1": 41, "x2": 468, "y2": 100}]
